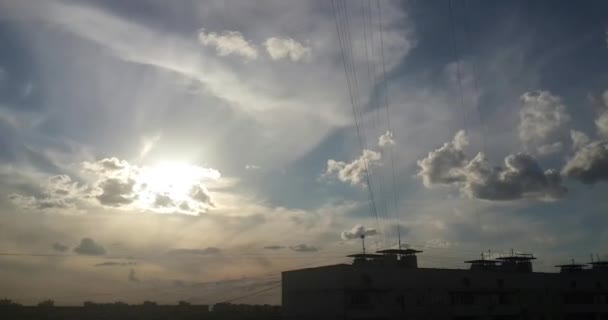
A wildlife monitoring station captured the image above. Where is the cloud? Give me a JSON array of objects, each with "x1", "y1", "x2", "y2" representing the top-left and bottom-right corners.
[
  {"x1": 289, "y1": 244, "x2": 319, "y2": 252},
  {"x1": 562, "y1": 140, "x2": 608, "y2": 185},
  {"x1": 597, "y1": 110, "x2": 608, "y2": 138},
  {"x1": 83, "y1": 157, "x2": 129, "y2": 174},
  {"x1": 424, "y1": 239, "x2": 453, "y2": 249},
  {"x1": 417, "y1": 131, "x2": 566, "y2": 201},
  {"x1": 94, "y1": 261, "x2": 136, "y2": 267},
  {"x1": 518, "y1": 91, "x2": 571, "y2": 155},
  {"x1": 341, "y1": 224, "x2": 377, "y2": 240},
  {"x1": 153, "y1": 193, "x2": 174, "y2": 208},
  {"x1": 537, "y1": 142, "x2": 563, "y2": 156},
  {"x1": 461, "y1": 152, "x2": 566, "y2": 201},
  {"x1": 263, "y1": 245, "x2": 285, "y2": 250},
  {"x1": 73, "y1": 238, "x2": 106, "y2": 256},
  {"x1": 128, "y1": 269, "x2": 140, "y2": 282},
  {"x1": 52, "y1": 242, "x2": 68, "y2": 252},
  {"x1": 167, "y1": 247, "x2": 221, "y2": 255},
  {"x1": 189, "y1": 185, "x2": 213, "y2": 207},
  {"x1": 263, "y1": 37, "x2": 311, "y2": 62},
  {"x1": 9, "y1": 175, "x2": 87, "y2": 210},
  {"x1": 326, "y1": 150, "x2": 382, "y2": 186},
  {"x1": 245, "y1": 164, "x2": 260, "y2": 170},
  {"x1": 417, "y1": 130, "x2": 469, "y2": 187},
  {"x1": 96, "y1": 178, "x2": 137, "y2": 206},
  {"x1": 571, "y1": 130, "x2": 591, "y2": 150},
  {"x1": 198, "y1": 29, "x2": 258, "y2": 60},
  {"x1": 378, "y1": 131, "x2": 395, "y2": 147}
]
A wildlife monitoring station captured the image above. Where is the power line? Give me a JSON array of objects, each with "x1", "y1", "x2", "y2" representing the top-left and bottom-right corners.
[
  {"x1": 376, "y1": 0, "x2": 402, "y2": 244},
  {"x1": 331, "y1": 0, "x2": 382, "y2": 248}
]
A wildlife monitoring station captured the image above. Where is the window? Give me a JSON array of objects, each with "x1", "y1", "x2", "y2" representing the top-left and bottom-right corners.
[{"x1": 497, "y1": 279, "x2": 504, "y2": 288}]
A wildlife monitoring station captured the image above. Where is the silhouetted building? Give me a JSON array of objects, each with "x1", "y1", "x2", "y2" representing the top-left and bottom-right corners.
[{"x1": 282, "y1": 250, "x2": 608, "y2": 320}]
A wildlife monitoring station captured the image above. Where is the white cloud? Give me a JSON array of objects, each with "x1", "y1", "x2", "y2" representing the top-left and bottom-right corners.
[
  {"x1": 326, "y1": 150, "x2": 382, "y2": 186},
  {"x1": 571, "y1": 130, "x2": 591, "y2": 150},
  {"x1": 263, "y1": 37, "x2": 311, "y2": 62},
  {"x1": 378, "y1": 130, "x2": 395, "y2": 147},
  {"x1": 245, "y1": 164, "x2": 261, "y2": 170},
  {"x1": 416, "y1": 130, "x2": 468, "y2": 188},
  {"x1": 341, "y1": 224, "x2": 377, "y2": 240},
  {"x1": 198, "y1": 29, "x2": 258, "y2": 60},
  {"x1": 518, "y1": 91, "x2": 571, "y2": 155}
]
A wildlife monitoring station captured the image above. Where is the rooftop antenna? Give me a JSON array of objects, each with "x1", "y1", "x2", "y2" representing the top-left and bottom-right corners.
[
  {"x1": 360, "y1": 235, "x2": 366, "y2": 255},
  {"x1": 481, "y1": 252, "x2": 485, "y2": 260},
  {"x1": 488, "y1": 249, "x2": 491, "y2": 259},
  {"x1": 597, "y1": 253, "x2": 601, "y2": 262},
  {"x1": 511, "y1": 248, "x2": 514, "y2": 256},
  {"x1": 397, "y1": 225, "x2": 402, "y2": 249},
  {"x1": 591, "y1": 254, "x2": 594, "y2": 263},
  {"x1": 571, "y1": 258, "x2": 575, "y2": 265}
]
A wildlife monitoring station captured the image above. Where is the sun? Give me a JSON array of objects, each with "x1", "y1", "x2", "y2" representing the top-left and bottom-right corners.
[{"x1": 135, "y1": 161, "x2": 220, "y2": 210}]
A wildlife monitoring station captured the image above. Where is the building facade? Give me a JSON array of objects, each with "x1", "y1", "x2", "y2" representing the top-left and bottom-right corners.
[{"x1": 282, "y1": 250, "x2": 608, "y2": 320}]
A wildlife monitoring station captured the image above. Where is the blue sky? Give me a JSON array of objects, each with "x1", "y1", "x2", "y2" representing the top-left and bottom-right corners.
[{"x1": 0, "y1": 0, "x2": 607, "y2": 305}]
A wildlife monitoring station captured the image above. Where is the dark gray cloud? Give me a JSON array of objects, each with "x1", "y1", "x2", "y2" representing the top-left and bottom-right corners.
[
  {"x1": 289, "y1": 244, "x2": 319, "y2": 252},
  {"x1": 461, "y1": 153, "x2": 566, "y2": 201},
  {"x1": 562, "y1": 140, "x2": 608, "y2": 184},
  {"x1": 417, "y1": 131, "x2": 566, "y2": 201},
  {"x1": 263, "y1": 245, "x2": 285, "y2": 250},
  {"x1": 96, "y1": 178, "x2": 136, "y2": 206},
  {"x1": 153, "y1": 193, "x2": 174, "y2": 208},
  {"x1": 167, "y1": 247, "x2": 221, "y2": 255},
  {"x1": 189, "y1": 185, "x2": 213, "y2": 206},
  {"x1": 94, "y1": 261, "x2": 136, "y2": 267},
  {"x1": 52, "y1": 242, "x2": 68, "y2": 252},
  {"x1": 341, "y1": 224, "x2": 377, "y2": 240},
  {"x1": 73, "y1": 238, "x2": 106, "y2": 255}
]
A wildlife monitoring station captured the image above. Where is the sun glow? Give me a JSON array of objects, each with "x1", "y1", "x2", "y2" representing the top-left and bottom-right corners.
[
  {"x1": 134, "y1": 162, "x2": 220, "y2": 213},
  {"x1": 139, "y1": 162, "x2": 219, "y2": 198}
]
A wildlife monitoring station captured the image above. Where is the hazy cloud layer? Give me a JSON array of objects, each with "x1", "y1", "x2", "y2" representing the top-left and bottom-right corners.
[
  {"x1": 168, "y1": 247, "x2": 221, "y2": 255},
  {"x1": 289, "y1": 244, "x2": 319, "y2": 252},
  {"x1": 94, "y1": 261, "x2": 136, "y2": 267},
  {"x1": 263, "y1": 245, "x2": 285, "y2": 250}
]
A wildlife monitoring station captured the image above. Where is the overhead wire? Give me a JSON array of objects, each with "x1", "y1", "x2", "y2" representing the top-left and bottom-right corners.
[
  {"x1": 361, "y1": 0, "x2": 389, "y2": 248},
  {"x1": 331, "y1": 0, "x2": 382, "y2": 249},
  {"x1": 376, "y1": 0, "x2": 402, "y2": 247}
]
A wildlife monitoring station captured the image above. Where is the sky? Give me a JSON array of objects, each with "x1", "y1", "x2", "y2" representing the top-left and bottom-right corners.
[{"x1": 0, "y1": 0, "x2": 607, "y2": 306}]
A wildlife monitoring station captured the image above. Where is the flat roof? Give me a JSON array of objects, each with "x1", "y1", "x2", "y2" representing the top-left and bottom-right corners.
[
  {"x1": 346, "y1": 253, "x2": 385, "y2": 258},
  {"x1": 464, "y1": 259, "x2": 499, "y2": 264},
  {"x1": 376, "y1": 249, "x2": 422, "y2": 255},
  {"x1": 555, "y1": 264, "x2": 587, "y2": 268}
]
